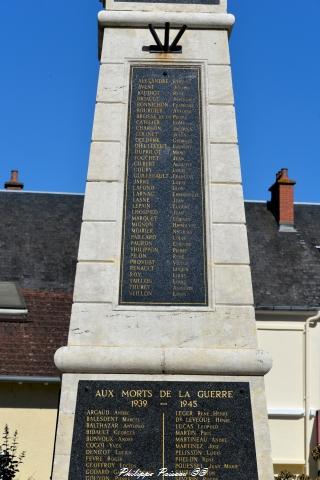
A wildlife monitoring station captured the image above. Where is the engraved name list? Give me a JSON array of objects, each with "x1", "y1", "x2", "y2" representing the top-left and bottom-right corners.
[
  {"x1": 68, "y1": 381, "x2": 258, "y2": 480},
  {"x1": 120, "y1": 66, "x2": 207, "y2": 306}
]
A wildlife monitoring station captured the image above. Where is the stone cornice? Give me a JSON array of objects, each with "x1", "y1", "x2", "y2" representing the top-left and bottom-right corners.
[
  {"x1": 98, "y1": 10, "x2": 235, "y2": 31},
  {"x1": 55, "y1": 346, "x2": 272, "y2": 376}
]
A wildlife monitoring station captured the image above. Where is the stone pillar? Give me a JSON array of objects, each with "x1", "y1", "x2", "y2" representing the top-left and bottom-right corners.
[{"x1": 52, "y1": 1, "x2": 274, "y2": 478}]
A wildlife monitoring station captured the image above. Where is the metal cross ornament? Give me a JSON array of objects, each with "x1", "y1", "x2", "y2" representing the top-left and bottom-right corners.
[{"x1": 144, "y1": 22, "x2": 187, "y2": 53}]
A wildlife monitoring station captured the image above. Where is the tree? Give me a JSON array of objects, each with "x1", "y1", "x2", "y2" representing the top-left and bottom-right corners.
[{"x1": 0, "y1": 425, "x2": 25, "y2": 480}]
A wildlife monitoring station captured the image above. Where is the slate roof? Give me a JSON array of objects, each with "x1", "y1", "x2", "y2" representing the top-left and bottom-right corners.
[
  {"x1": 245, "y1": 202, "x2": 320, "y2": 310},
  {"x1": 0, "y1": 191, "x2": 83, "y2": 292}
]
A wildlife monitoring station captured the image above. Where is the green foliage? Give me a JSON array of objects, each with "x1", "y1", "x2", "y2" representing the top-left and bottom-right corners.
[
  {"x1": 312, "y1": 445, "x2": 320, "y2": 461},
  {"x1": 0, "y1": 425, "x2": 25, "y2": 480},
  {"x1": 275, "y1": 472, "x2": 316, "y2": 480},
  {"x1": 277, "y1": 470, "x2": 296, "y2": 480}
]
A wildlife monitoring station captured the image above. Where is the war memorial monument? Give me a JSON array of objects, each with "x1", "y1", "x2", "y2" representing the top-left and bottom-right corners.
[{"x1": 52, "y1": 0, "x2": 274, "y2": 478}]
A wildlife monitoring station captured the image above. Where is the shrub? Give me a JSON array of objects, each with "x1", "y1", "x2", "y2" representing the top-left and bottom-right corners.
[
  {"x1": 277, "y1": 471, "x2": 296, "y2": 480},
  {"x1": 0, "y1": 425, "x2": 25, "y2": 480}
]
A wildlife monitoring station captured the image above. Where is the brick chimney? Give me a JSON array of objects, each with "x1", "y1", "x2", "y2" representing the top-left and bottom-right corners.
[
  {"x1": 4, "y1": 170, "x2": 24, "y2": 190},
  {"x1": 268, "y1": 168, "x2": 296, "y2": 232}
]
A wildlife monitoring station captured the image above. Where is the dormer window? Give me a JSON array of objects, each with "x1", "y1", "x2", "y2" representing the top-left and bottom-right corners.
[{"x1": 0, "y1": 282, "x2": 28, "y2": 316}]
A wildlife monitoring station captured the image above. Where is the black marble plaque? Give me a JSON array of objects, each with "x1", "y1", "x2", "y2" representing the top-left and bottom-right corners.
[
  {"x1": 119, "y1": 65, "x2": 208, "y2": 306},
  {"x1": 69, "y1": 381, "x2": 258, "y2": 480},
  {"x1": 115, "y1": 0, "x2": 219, "y2": 4}
]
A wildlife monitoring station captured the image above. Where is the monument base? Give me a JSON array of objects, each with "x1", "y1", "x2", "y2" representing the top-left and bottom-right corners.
[{"x1": 52, "y1": 373, "x2": 273, "y2": 480}]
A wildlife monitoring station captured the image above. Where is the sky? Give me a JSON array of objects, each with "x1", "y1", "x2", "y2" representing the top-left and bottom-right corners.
[{"x1": 0, "y1": 0, "x2": 319, "y2": 202}]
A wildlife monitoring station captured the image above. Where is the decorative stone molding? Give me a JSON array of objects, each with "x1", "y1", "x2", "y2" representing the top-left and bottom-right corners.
[
  {"x1": 98, "y1": 11, "x2": 235, "y2": 31},
  {"x1": 55, "y1": 346, "x2": 272, "y2": 376}
]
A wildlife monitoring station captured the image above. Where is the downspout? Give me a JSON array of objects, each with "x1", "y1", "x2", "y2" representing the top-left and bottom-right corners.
[{"x1": 305, "y1": 310, "x2": 320, "y2": 475}]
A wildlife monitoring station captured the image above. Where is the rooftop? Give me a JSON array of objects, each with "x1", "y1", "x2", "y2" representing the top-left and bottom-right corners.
[
  {"x1": 0, "y1": 191, "x2": 83, "y2": 291},
  {"x1": 246, "y1": 202, "x2": 320, "y2": 310}
]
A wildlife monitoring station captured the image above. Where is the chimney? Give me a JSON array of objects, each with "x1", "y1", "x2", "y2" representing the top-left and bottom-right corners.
[
  {"x1": 4, "y1": 170, "x2": 24, "y2": 191},
  {"x1": 268, "y1": 168, "x2": 296, "y2": 232}
]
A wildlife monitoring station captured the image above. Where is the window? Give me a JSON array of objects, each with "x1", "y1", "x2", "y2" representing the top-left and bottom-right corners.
[{"x1": 0, "y1": 282, "x2": 27, "y2": 315}]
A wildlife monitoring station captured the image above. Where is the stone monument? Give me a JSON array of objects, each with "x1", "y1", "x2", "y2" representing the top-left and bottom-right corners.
[{"x1": 52, "y1": 0, "x2": 274, "y2": 478}]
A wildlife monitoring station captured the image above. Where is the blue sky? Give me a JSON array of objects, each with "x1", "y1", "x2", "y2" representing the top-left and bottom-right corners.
[{"x1": 0, "y1": 0, "x2": 319, "y2": 201}]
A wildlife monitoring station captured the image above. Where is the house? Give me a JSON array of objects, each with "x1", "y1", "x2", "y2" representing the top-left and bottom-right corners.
[
  {"x1": 0, "y1": 174, "x2": 83, "y2": 480},
  {"x1": 247, "y1": 170, "x2": 320, "y2": 477},
  {"x1": 0, "y1": 169, "x2": 319, "y2": 479}
]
